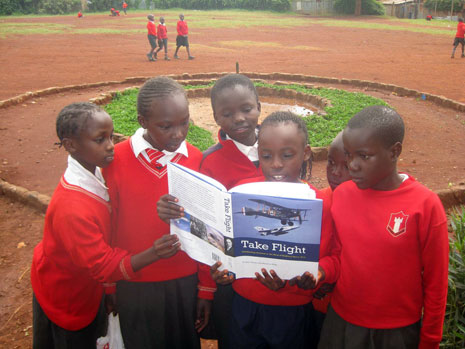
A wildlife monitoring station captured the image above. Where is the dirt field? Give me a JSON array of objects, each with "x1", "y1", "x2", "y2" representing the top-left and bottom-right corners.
[{"x1": 1, "y1": 12, "x2": 465, "y2": 348}]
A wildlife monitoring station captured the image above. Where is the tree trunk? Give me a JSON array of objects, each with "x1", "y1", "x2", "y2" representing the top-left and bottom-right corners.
[{"x1": 355, "y1": 0, "x2": 362, "y2": 15}]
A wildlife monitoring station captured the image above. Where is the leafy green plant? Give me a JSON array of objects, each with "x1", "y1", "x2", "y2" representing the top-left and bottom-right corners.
[{"x1": 442, "y1": 207, "x2": 465, "y2": 348}]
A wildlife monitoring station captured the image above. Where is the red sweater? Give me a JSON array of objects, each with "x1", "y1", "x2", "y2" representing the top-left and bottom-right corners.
[
  {"x1": 103, "y1": 139, "x2": 216, "y2": 299},
  {"x1": 331, "y1": 176, "x2": 448, "y2": 348},
  {"x1": 199, "y1": 130, "x2": 262, "y2": 190},
  {"x1": 177, "y1": 20, "x2": 188, "y2": 36},
  {"x1": 456, "y1": 22, "x2": 465, "y2": 38},
  {"x1": 157, "y1": 24, "x2": 167, "y2": 39},
  {"x1": 147, "y1": 21, "x2": 156, "y2": 36},
  {"x1": 31, "y1": 177, "x2": 135, "y2": 330},
  {"x1": 231, "y1": 176, "x2": 338, "y2": 306}
]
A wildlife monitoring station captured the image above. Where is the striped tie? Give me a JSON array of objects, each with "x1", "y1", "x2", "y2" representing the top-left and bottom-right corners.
[{"x1": 145, "y1": 148, "x2": 164, "y2": 170}]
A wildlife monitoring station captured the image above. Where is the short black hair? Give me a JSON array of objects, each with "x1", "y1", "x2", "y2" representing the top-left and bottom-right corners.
[
  {"x1": 210, "y1": 74, "x2": 259, "y2": 112},
  {"x1": 459, "y1": 17, "x2": 464, "y2": 22},
  {"x1": 137, "y1": 76, "x2": 186, "y2": 118},
  {"x1": 259, "y1": 111, "x2": 311, "y2": 179},
  {"x1": 56, "y1": 102, "x2": 102, "y2": 142},
  {"x1": 346, "y1": 105, "x2": 404, "y2": 148}
]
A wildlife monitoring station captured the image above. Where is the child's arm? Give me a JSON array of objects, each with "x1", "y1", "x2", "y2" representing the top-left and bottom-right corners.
[{"x1": 157, "y1": 194, "x2": 184, "y2": 224}]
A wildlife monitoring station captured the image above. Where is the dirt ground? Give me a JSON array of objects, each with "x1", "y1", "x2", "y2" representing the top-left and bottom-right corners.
[{"x1": 1, "y1": 13, "x2": 465, "y2": 348}]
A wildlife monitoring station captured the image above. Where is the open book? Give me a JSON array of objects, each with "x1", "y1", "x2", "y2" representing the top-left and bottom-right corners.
[{"x1": 167, "y1": 162, "x2": 323, "y2": 280}]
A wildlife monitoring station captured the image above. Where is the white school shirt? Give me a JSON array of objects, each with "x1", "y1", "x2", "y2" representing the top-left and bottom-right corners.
[{"x1": 225, "y1": 129, "x2": 259, "y2": 162}]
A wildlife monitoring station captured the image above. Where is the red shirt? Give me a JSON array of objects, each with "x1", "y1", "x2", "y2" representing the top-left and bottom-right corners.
[
  {"x1": 147, "y1": 21, "x2": 156, "y2": 36},
  {"x1": 331, "y1": 176, "x2": 448, "y2": 348},
  {"x1": 177, "y1": 20, "x2": 188, "y2": 36},
  {"x1": 157, "y1": 24, "x2": 167, "y2": 39},
  {"x1": 456, "y1": 22, "x2": 465, "y2": 38},
  {"x1": 103, "y1": 139, "x2": 216, "y2": 299},
  {"x1": 199, "y1": 129, "x2": 262, "y2": 190},
  {"x1": 230, "y1": 176, "x2": 338, "y2": 306},
  {"x1": 123, "y1": 2, "x2": 128, "y2": 8},
  {"x1": 31, "y1": 177, "x2": 135, "y2": 330}
]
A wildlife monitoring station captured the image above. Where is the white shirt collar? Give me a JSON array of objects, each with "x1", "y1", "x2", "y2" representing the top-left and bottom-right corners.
[
  {"x1": 131, "y1": 127, "x2": 188, "y2": 166},
  {"x1": 225, "y1": 129, "x2": 259, "y2": 162},
  {"x1": 63, "y1": 155, "x2": 109, "y2": 201}
]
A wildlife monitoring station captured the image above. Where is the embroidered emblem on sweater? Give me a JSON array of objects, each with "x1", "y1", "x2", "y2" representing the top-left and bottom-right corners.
[{"x1": 386, "y1": 211, "x2": 409, "y2": 237}]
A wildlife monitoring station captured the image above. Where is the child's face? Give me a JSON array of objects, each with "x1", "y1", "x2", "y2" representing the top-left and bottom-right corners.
[
  {"x1": 258, "y1": 123, "x2": 311, "y2": 183},
  {"x1": 65, "y1": 111, "x2": 114, "y2": 173},
  {"x1": 138, "y1": 92, "x2": 190, "y2": 153},
  {"x1": 213, "y1": 85, "x2": 260, "y2": 146},
  {"x1": 343, "y1": 127, "x2": 401, "y2": 191},
  {"x1": 326, "y1": 136, "x2": 350, "y2": 191}
]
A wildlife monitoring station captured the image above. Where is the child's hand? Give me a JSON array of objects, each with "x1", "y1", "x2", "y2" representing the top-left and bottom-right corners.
[
  {"x1": 157, "y1": 194, "x2": 184, "y2": 224},
  {"x1": 195, "y1": 298, "x2": 212, "y2": 333},
  {"x1": 313, "y1": 282, "x2": 335, "y2": 299},
  {"x1": 153, "y1": 234, "x2": 180, "y2": 259},
  {"x1": 210, "y1": 261, "x2": 235, "y2": 285},
  {"x1": 255, "y1": 268, "x2": 285, "y2": 291},
  {"x1": 288, "y1": 266, "x2": 325, "y2": 290}
]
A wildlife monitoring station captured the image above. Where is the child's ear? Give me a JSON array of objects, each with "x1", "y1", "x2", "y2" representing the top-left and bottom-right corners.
[
  {"x1": 138, "y1": 115, "x2": 147, "y2": 129},
  {"x1": 303, "y1": 144, "x2": 312, "y2": 162},
  {"x1": 390, "y1": 142, "x2": 403, "y2": 161},
  {"x1": 61, "y1": 138, "x2": 76, "y2": 153}
]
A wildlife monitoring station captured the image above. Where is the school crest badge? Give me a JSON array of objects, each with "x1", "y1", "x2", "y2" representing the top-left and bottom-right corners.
[{"x1": 386, "y1": 211, "x2": 409, "y2": 237}]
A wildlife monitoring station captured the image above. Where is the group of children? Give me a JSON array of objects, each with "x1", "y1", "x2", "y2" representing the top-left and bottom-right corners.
[
  {"x1": 146, "y1": 13, "x2": 194, "y2": 62},
  {"x1": 31, "y1": 73, "x2": 449, "y2": 349}
]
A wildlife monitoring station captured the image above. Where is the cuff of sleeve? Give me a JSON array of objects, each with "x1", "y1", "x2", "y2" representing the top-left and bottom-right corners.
[
  {"x1": 197, "y1": 285, "x2": 216, "y2": 300},
  {"x1": 418, "y1": 338, "x2": 439, "y2": 349},
  {"x1": 120, "y1": 256, "x2": 137, "y2": 280},
  {"x1": 319, "y1": 258, "x2": 337, "y2": 284},
  {"x1": 103, "y1": 283, "x2": 116, "y2": 294}
]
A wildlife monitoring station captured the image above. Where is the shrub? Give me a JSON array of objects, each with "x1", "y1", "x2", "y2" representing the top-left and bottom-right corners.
[
  {"x1": 424, "y1": 0, "x2": 463, "y2": 13},
  {"x1": 0, "y1": 0, "x2": 18, "y2": 15},
  {"x1": 334, "y1": 0, "x2": 385, "y2": 15},
  {"x1": 442, "y1": 207, "x2": 465, "y2": 347},
  {"x1": 38, "y1": 0, "x2": 81, "y2": 14}
]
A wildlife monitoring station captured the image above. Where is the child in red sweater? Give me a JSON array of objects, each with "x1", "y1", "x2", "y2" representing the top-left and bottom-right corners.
[
  {"x1": 146, "y1": 14, "x2": 157, "y2": 62},
  {"x1": 155, "y1": 16, "x2": 170, "y2": 61},
  {"x1": 31, "y1": 102, "x2": 169, "y2": 348},
  {"x1": 174, "y1": 13, "x2": 194, "y2": 60},
  {"x1": 158, "y1": 111, "x2": 339, "y2": 348},
  {"x1": 318, "y1": 106, "x2": 449, "y2": 349},
  {"x1": 103, "y1": 77, "x2": 215, "y2": 349},
  {"x1": 451, "y1": 17, "x2": 465, "y2": 58}
]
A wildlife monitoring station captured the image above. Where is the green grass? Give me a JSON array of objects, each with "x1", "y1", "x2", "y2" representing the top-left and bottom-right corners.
[
  {"x1": 104, "y1": 82, "x2": 387, "y2": 149},
  {"x1": 0, "y1": 22, "x2": 71, "y2": 37}
]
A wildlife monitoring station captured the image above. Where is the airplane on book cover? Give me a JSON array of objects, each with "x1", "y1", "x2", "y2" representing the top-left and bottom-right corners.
[
  {"x1": 239, "y1": 199, "x2": 309, "y2": 226},
  {"x1": 254, "y1": 225, "x2": 299, "y2": 236}
]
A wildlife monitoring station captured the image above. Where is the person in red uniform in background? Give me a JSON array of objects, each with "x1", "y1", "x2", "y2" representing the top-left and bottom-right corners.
[
  {"x1": 31, "y1": 102, "x2": 172, "y2": 348},
  {"x1": 318, "y1": 105, "x2": 449, "y2": 349},
  {"x1": 103, "y1": 77, "x2": 215, "y2": 348},
  {"x1": 451, "y1": 17, "x2": 465, "y2": 58},
  {"x1": 122, "y1": 1, "x2": 128, "y2": 15},
  {"x1": 146, "y1": 14, "x2": 157, "y2": 62},
  {"x1": 77, "y1": 11, "x2": 83, "y2": 18},
  {"x1": 155, "y1": 16, "x2": 170, "y2": 61},
  {"x1": 174, "y1": 14, "x2": 194, "y2": 60}
]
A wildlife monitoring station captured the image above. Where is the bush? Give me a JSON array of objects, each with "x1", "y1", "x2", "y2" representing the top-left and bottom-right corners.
[
  {"x1": 0, "y1": 0, "x2": 18, "y2": 15},
  {"x1": 442, "y1": 207, "x2": 465, "y2": 348},
  {"x1": 38, "y1": 0, "x2": 81, "y2": 14},
  {"x1": 424, "y1": 0, "x2": 463, "y2": 13},
  {"x1": 334, "y1": 0, "x2": 385, "y2": 15}
]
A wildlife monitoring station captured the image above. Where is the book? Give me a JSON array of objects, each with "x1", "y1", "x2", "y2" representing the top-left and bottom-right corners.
[{"x1": 167, "y1": 162, "x2": 323, "y2": 280}]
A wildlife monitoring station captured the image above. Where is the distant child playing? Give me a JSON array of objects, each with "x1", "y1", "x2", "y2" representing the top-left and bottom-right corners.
[
  {"x1": 103, "y1": 77, "x2": 216, "y2": 349},
  {"x1": 159, "y1": 111, "x2": 339, "y2": 348},
  {"x1": 31, "y1": 102, "x2": 170, "y2": 348},
  {"x1": 451, "y1": 17, "x2": 465, "y2": 58},
  {"x1": 122, "y1": 1, "x2": 128, "y2": 15},
  {"x1": 146, "y1": 14, "x2": 157, "y2": 62},
  {"x1": 318, "y1": 105, "x2": 449, "y2": 349},
  {"x1": 155, "y1": 16, "x2": 170, "y2": 61},
  {"x1": 174, "y1": 14, "x2": 194, "y2": 60}
]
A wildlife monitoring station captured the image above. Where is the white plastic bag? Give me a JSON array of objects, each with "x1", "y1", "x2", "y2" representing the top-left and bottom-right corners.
[{"x1": 96, "y1": 314, "x2": 126, "y2": 349}]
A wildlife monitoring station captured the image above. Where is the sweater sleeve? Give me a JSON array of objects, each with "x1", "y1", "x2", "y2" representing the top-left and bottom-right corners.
[
  {"x1": 418, "y1": 196, "x2": 448, "y2": 348},
  {"x1": 197, "y1": 262, "x2": 217, "y2": 299}
]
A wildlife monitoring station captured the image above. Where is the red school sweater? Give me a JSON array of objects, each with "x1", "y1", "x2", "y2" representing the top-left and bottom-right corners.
[
  {"x1": 157, "y1": 23, "x2": 167, "y2": 39},
  {"x1": 330, "y1": 176, "x2": 448, "y2": 348},
  {"x1": 103, "y1": 139, "x2": 216, "y2": 299},
  {"x1": 456, "y1": 22, "x2": 465, "y2": 38},
  {"x1": 199, "y1": 129, "x2": 262, "y2": 190},
  {"x1": 177, "y1": 20, "x2": 188, "y2": 36},
  {"x1": 231, "y1": 176, "x2": 339, "y2": 306},
  {"x1": 31, "y1": 177, "x2": 135, "y2": 331},
  {"x1": 147, "y1": 21, "x2": 157, "y2": 36}
]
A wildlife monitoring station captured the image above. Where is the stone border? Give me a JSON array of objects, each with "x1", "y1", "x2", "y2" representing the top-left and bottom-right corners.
[{"x1": 2, "y1": 179, "x2": 464, "y2": 213}]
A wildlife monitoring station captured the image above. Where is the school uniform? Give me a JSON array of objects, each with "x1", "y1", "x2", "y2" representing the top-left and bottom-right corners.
[
  {"x1": 31, "y1": 156, "x2": 136, "y2": 348},
  {"x1": 229, "y1": 176, "x2": 339, "y2": 349},
  {"x1": 147, "y1": 20, "x2": 157, "y2": 49},
  {"x1": 198, "y1": 129, "x2": 262, "y2": 347},
  {"x1": 319, "y1": 174, "x2": 449, "y2": 349},
  {"x1": 157, "y1": 23, "x2": 168, "y2": 51},
  {"x1": 102, "y1": 128, "x2": 216, "y2": 349},
  {"x1": 176, "y1": 19, "x2": 189, "y2": 47}
]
